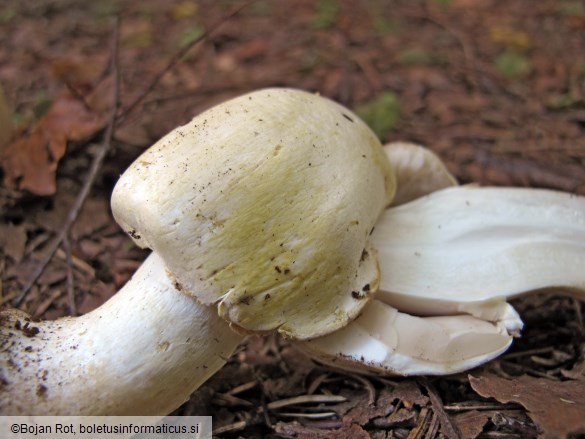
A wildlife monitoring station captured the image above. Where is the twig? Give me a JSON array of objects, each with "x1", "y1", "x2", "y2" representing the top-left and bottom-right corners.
[
  {"x1": 212, "y1": 421, "x2": 247, "y2": 435},
  {"x1": 426, "y1": 411, "x2": 441, "y2": 439},
  {"x1": 574, "y1": 298, "x2": 584, "y2": 335},
  {"x1": 307, "y1": 372, "x2": 330, "y2": 395},
  {"x1": 503, "y1": 346, "x2": 555, "y2": 360},
  {"x1": 346, "y1": 373, "x2": 376, "y2": 406},
  {"x1": 227, "y1": 380, "x2": 258, "y2": 396},
  {"x1": 33, "y1": 289, "x2": 64, "y2": 318},
  {"x1": 62, "y1": 234, "x2": 77, "y2": 316},
  {"x1": 55, "y1": 247, "x2": 95, "y2": 277},
  {"x1": 212, "y1": 392, "x2": 255, "y2": 408},
  {"x1": 13, "y1": 17, "x2": 121, "y2": 307},
  {"x1": 420, "y1": 379, "x2": 461, "y2": 439},
  {"x1": 266, "y1": 394, "x2": 346, "y2": 411},
  {"x1": 499, "y1": 361, "x2": 561, "y2": 381},
  {"x1": 407, "y1": 406, "x2": 430, "y2": 439},
  {"x1": 117, "y1": 1, "x2": 256, "y2": 124},
  {"x1": 444, "y1": 403, "x2": 523, "y2": 412},
  {"x1": 277, "y1": 412, "x2": 337, "y2": 419}
]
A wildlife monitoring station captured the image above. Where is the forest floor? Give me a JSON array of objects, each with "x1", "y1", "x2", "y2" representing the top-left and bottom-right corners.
[{"x1": 1, "y1": 1, "x2": 585, "y2": 437}]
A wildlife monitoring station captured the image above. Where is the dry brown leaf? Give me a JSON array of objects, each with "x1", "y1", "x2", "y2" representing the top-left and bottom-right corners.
[
  {"x1": 169, "y1": 1, "x2": 198, "y2": 20},
  {"x1": 0, "y1": 223, "x2": 26, "y2": 262},
  {"x1": 0, "y1": 80, "x2": 111, "y2": 195},
  {"x1": 31, "y1": 185, "x2": 110, "y2": 238},
  {"x1": 77, "y1": 280, "x2": 117, "y2": 315},
  {"x1": 469, "y1": 373, "x2": 585, "y2": 438},
  {"x1": 451, "y1": 410, "x2": 491, "y2": 439},
  {"x1": 561, "y1": 358, "x2": 585, "y2": 381},
  {"x1": 50, "y1": 55, "x2": 108, "y2": 93},
  {"x1": 392, "y1": 380, "x2": 429, "y2": 408},
  {"x1": 0, "y1": 84, "x2": 13, "y2": 151}
]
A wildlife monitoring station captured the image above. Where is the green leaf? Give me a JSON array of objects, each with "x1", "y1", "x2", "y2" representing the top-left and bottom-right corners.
[
  {"x1": 250, "y1": 1, "x2": 272, "y2": 16},
  {"x1": 33, "y1": 91, "x2": 51, "y2": 120},
  {"x1": 179, "y1": 24, "x2": 205, "y2": 48},
  {"x1": 560, "y1": 1, "x2": 585, "y2": 16},
  {"x1": 0, "y1": 6, "x2": 17, "y2": 25},
  {"x1": 373, "y1": 16, "x2": 397, "y2": 35},
  {"x1": 0, "y1": 84, "x2": 13, "y2": 150},
  {"x1": 356, "y1": 92, "x2": 401, "y2": 139},
  {"x1": 311, "y1": 0, "x2": 339, "y2": 30},
  {"x1": 495, "y1": 51, "x2": 531, "y2": 78},
  {"x1": 399, "y1": 48, "x2": 435, "y2": 65}
]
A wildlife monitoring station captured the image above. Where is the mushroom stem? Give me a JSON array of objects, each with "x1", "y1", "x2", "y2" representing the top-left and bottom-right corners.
[{"x1": 0, "y1": 253, "x2": 243, "y2": 415}]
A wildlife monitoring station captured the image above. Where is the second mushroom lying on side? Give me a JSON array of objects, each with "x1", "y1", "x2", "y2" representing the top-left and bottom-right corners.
[
  {"x1": 112, "y1": 88, "x2": 585, "y2": 375},
  {"x1": 2, "y1": 88, "x2": 585, "y2": 415}
]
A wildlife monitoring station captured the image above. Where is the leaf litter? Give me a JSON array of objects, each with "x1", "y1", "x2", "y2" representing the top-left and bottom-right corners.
[
  {"x1": 0, "y1": 0, "x2": 585, "y2": 437},
  {"x1": 0, "y1": 70, "x2": 112, "y2": 195},
  {"x1": 469, "y1": 372, "x2": 585, "y2": 438}
]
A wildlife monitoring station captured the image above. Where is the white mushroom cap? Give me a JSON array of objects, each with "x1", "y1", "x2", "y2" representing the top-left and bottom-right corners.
[
  {"x1": 111, "y1": 88, "x2": 395, "y2": 340},
  {"x1": 384, "y1": 142, "x2": 457, "y2": 206}
]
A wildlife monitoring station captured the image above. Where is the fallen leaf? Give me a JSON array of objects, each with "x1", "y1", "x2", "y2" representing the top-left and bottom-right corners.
[
  {"x1": 494, "y1": 51, "x2": 532, "y2": 78},
  {"x1": 178, "y1": 24, "x2": 205, "y2": 48},
  {"x1": 77, "y1": 280, "x2": 116, "y2": 315},
  {"x1": 231, "y1": 39, "x2": 269, "y2": 62},
  {"x1": 489, "y1": 27, "x2": 532, "y2": 51},
  {"x1": 469, "y1": 373, "x2": 585, "y2": 438},
  {"x1": 356, "y1": 92, "x2": 401, "y2": 139},
  {"x1": 121, "y1": 18, "x2": 153, "y2": 49},
  {"x1": 311, "y1": 0, "x2": 339, "y2": 30},
  {"x1": 341, "y1": 389, "x2": 390, "y2": 425},
  {"x1": 0, "y1": 79, "x2": 111, "y2": 195},
  {"x1": 561, "y1": 357, "x2": 585, "y2": 380},
  {"x1": 169, "y1": 1, "x2": 198, "y2": 20},
  {"x1": 398, "y1": 48, "x2": 436, "y2": 66},
  {"x1": 451, "y1": 410, "x2": 491, "y2": 439},
  {"x1": 392, "y1": 380, "x2": 429, "y2": 407},
  {"x1": 51, "y1": 55, "x2": 108, "y2": 93},
  {"x1": 0, "y1": 83, "x2": 13, "y2": 151},
  {"x1": 0, "y1": 223, "x2": 26, "y2": 262}
]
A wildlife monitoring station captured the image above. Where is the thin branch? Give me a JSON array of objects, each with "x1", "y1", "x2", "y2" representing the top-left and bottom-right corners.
[
  {"x1": 62, "y1": 234, "x2": 77, "y2": 316},
  {"x1": 13, "y1": 17, "x2": 121, "y2": 307},
  {"x1": 420, "y1": 378, "x2": 461, "y2": 439},
  {"x1": 117, "y1": 1, "x2": 256, "y2": 124}
]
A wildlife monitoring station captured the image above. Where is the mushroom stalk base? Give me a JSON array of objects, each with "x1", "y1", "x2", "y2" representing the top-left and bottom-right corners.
[{"x1": 0, "y1": 253, "x2": 243, "y2": 415}]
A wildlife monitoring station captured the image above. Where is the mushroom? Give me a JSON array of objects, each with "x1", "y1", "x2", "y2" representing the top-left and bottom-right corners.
[
  {"x1": 300, "y1": 143, "x2": 585, "y2": 375},
  {"x1": 2, "y1": 89, "x2": 585, "y2": 416},
  {"x1": 110, "y1": 88, "x2": 395, "y2": 340},
  {"x1": 1, "y1": 88, "x2": 394, "y2": 415},
  {"x1": 384, "y1": 141, "x2": 457, "y2": 207},
  {"x1": 0, "y1": 253, "x2": 242, "y2": 415}
]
